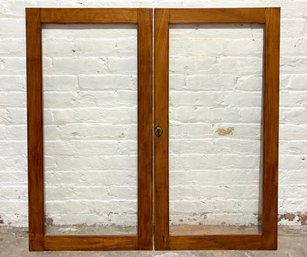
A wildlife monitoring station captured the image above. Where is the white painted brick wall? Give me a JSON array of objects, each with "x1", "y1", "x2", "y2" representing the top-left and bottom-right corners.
[
  {"x1": 42, "y1": 24, "x2": 138, "y2": 232},
  {"x1": 0, "y1": 0, "x2": 307, "y2": 228},
  {"x1": 169, "y1": 24, "x2": 263, "y2": 227}
]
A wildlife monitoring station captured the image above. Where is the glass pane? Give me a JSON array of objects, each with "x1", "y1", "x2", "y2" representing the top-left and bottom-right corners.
[
  {"x1": 42, "y1": 24, "x2": 137, "y2": 235},
  {"x1": 169, "y1": 24, "x2": 264, "y2": 235}
]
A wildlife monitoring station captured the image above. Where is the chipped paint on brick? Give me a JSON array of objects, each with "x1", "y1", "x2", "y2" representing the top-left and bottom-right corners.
[
  {"x1": 45, "y1": 217, "x2": 53, "y2": 226},
  {"x1": 299, "y1": 213, "x2": 307, "y2": 225},
  {"x1": 279, "y1": 213, "x2": 296, "y2": 222}
]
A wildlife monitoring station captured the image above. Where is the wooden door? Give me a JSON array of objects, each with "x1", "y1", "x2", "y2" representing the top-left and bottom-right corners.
[
  {"x1": 27, "y1": 8, "x2": 153, "y2": 251},
  {"x1": 154, "y1": 8, "x2": 280, "y2": 250}
]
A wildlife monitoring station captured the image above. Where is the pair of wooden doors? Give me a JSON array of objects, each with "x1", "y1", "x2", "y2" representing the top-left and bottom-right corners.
[{"x1": 27, "y1": 8, "x2": 280, "y2": 251}]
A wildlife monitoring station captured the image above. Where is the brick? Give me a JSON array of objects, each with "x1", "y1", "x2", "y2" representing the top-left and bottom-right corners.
[
  {"x1": 0, "y1": 92, "x2": 25, "y2": 108},
  {"x1": 184, "y1": 74, "x2": 238, "y2": 91},
  {"x1": 0, "y1": 76, "x2": 25, "y2": 91},
  {"x1": 44, "y1": 140, "x2": 136, "y2": 155},
  {"x1": 43, "y1": 75, "x2": 78, "y2": 91},
  {"x1": 170, "y1": 138, "x2": 260, "y2": 155},
  {"x1": 45, "y1": 107, "x2": 137, "y2": 125},
  {"x1": 44, "y1": 124, "x2": 137, "y2": 140},
  {"x1": 78, "y1": 74, "x2": 136, "y2": 90},
  {"x1": 0, "y1": 19, "x2": 25, "y2": 37},
  {"x1": 287, "y1": 75, "x2": 307, "y2": 90},
  {"x1": 44, "y1": 91, "x2": 137, "y2": 108},
  {"x1": 0, "y1": 38, "x2": 25, "y2": 56},
  {"x1": 45, "y1": 185, "x2": 136, "y2": 201},
  {"x1": 281, "y1": 19, "x2": 306, "y2": 38},
  {"x1": 0, "y1": 57, "x2": 25, "y2": 75},
  {"x1": 45, "y1": 155, "x2": 137, "y2": 170},
  {"x1": 0, "y1": 141, "x2": 26, "y2": 156},
  {"x1": 47, "y1": 57, "x2": 109, "y2": 75}
]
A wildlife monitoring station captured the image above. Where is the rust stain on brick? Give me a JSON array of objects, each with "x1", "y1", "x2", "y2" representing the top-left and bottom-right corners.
[
  {"x1": 216, "y1": 127, "x2": 234, "y2": 136},
  {"x1": 299, "y1": 213, "x2": 307, "y2": 225},
  {"x1": 279, "y1": 213, "x2": 296, "y2": 222}
]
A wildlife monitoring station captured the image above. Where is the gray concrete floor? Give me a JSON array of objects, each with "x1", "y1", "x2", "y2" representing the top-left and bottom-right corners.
[{"x1": 1, "y1": 226, "x2": 306, "y2": 257}]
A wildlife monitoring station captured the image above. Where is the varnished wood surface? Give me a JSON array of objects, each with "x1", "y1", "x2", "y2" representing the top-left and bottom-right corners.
[
  {"x1": 44, "y1": 236, "x2": 137, "y2": 251},
  {"x1": 27, "y1": 8, "x2": 153, "y2": 251},
  {"x1": 26, "y1": 8, "x2": 45, "y2": 251},
  {"x1": 40, "y1": 8, "x2": 138, "y2": 23},
  {"x1": 27, "y1": 7, "x2": 280, "y2": 251},
  {"x1": 154, "y1": 9, "x2": 170, "y2": 250},
  {"x1": 169, "y1": 235, "x2": 269, "y2": 250},
  {"x1": 167, "y1": 8, "x2": 266, "y2": 23},
  {"x1": 262, "y1": 7, "x2": 280, "y2": 250},
  {"x1": 137, "y1": 8, "x2": 153, "y2": 250},
  {"x1": 153, "y1": 7, "x2": 280, "y2": 251}
]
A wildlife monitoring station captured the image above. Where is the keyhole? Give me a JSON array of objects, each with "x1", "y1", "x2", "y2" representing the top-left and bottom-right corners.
[{"x1": 155, "y1": 126, "x2": 163, "y2": 137}]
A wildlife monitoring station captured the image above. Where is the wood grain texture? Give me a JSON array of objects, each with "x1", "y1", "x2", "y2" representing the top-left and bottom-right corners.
[
  {"x1": 27, "y1": 7, "x2": 280, "y2": 251},
  {"x1": 44, "y1": 236, "x2": 137, "y2": 250},
  {"x1": 167, "y1": 8, "x2": 266, "y2": 24},
  {"x1": 26, "y1": 8, "x2": 153, "y2": 251},
  {"x1": 40, "y1": 8, "x2": 138, "y2": 23},
  {"x1": 153, "y1": 7, "x2": 280, "y2": 251},
  {"x1": 137, "y1": 8, "x2": 153, "y2": 250},
  {"x1": 26, "y1": 8, "x2": 44, "y2": 251},
  {"x1": 262, "y1": 7, "x2": 280, "y2": 250},
  {"x1": 169, "y1": 235, "x2": 266, "y2": 250},
  {"x1": 154, "y1": 9, "x2": 170, "y2": 250}
]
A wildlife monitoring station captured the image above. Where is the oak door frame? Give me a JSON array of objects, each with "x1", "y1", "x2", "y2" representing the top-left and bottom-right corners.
[
  {"x1": 154, "y1": 8, "x2": 280, "y2": 250},
  {"x1": 26, "y1": 8, "x2": 153, "y2": 251}
]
